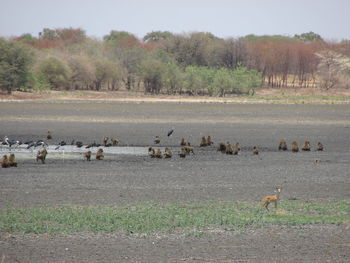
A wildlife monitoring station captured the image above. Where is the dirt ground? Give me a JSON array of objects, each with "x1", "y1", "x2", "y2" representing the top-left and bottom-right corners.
[{"x1": 0, "y1": 101, "x2": 350, "y2": 262}]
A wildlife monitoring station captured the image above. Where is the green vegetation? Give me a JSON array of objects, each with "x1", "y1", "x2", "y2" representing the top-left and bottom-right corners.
[
  {"x1": 0, "y1": 200, "x2": 349, "y2": 235},
  {"x1": 0, "y1": 38, "x2": 34, "y2": 94},
  {"x1": 1, "y1": 28, "x2": 350, "y2": 96}
]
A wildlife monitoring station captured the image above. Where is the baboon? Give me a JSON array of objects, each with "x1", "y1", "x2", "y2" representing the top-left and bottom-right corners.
[
  {"x1": 252, "y1": 146, "x2": 260, "y2": 155},
  {"x1": 36, "y1": 149, "x2": 48, "y2": 164},
  {"x1": 163, "y1": 147, "x2": 173, "y2": 158},
  {"x1": 180, "y1": 138, "x2": 187, "y2": 146},
  {"x1": 317, "y1": 142, "x2": 324, "y2": 151},
  {"x1": 111, "y1": 138, "x2": 120, "y2": 146},
  {"x1": 200, "y1": 136, "x2": 208, "y2": 147},
  {"x1": 179, "y1": 147, "x2": 187, "y2": 158},
  {"x1": 148, "y1": 147, "x2": 156, "y2": 158},
  {"x1": 235, "y1": 142, "x2": 241, "y2": 152},
  {"x1": 84, "y1": 151, "x2": 91, "y2": 161},
  {"x1": 1, "y1": 155, "x2": 10, "y2": 168},
  {"x1": 154, "y1": 136, "x2": 161, "y2": 144},
  {"x1": 8, "y1": 153, "x2": 17, "y2": 167},
  {"x1": 262, "y1": 188, "x2": 282, "y2": 211},
  {"x1": 96, "y1": 148, "x2": 104, "y2": 160},
  {"x1": 207, "y1": 136, "x2": 213, "y2": 145},
  {"x1": 291, "y1": 141, "x2": 299, "y2": 152},
  {"x1": 103, "y1": 137, "x2": 109, "y2": 147},
  {"x1": 183, "y1": 145, "x2": 195, "y2": 155},
  {"x1": 154, "y1": 149, "x2": 163, "y2": 158},
  {"x1": 225, "y1": 142, "x2": 234, "y2": 155},
  {"x1": 218, "y1": 142, "x2": 227, "y2": 153},
  {"x1": 47, "y1": 131, "x2": 52, "y2": 140},
  {"x1": 302, "y1": 141, "x2": 311, "y2": 151},
  {"x1": 278, "y1": 140, "x2": 288, "y2": 151}
]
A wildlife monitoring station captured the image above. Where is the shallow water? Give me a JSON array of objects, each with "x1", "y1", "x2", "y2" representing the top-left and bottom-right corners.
[{"x1": 0, "y1": 145, "x2": 150, "y2": 159}]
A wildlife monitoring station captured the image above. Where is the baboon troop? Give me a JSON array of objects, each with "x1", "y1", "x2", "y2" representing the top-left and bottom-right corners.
[
  {"x1": 96, "y1": 148, "x2": 104, "y2": 160},
  {"x1": 47, "y1": 131, "x2": 52, "y2": 140},
  {"x1": 291, "y1": 141, "x2": 299, "y2": 152},
  {"x1": 278, "y1": 140, "x2": 288, "y2": 151},
  {"x1": 200, "y1": 135, "x2": 214, "y2": 147},
  {"x1": 302, "y1": 141, "x2": 311, "y2": 151},
  {"x1": 252, "y1": 146, "x2": 260, "y2": 155},
  {"x1": 8, "y1": 153, "x2": 17, "y2": 167},
  {"x1": 36, "y1": 149, "x2": 48, "y2": 164},
  {"x1": 317, "y1": 142, "x2": 324, "y2": 151},
  {"x1": 84, "y1": 151, "x2": 92, "y2": 161},
  {"x1": 1, "y1": 155, "x2": 10, "y2": 168},
  {"x1": 262, "y1": 188, "x2": 282, "y2": 211}
]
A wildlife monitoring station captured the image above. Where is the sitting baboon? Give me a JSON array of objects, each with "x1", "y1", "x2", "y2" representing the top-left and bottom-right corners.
[
  {"x1": 163, "y1": 147, "x2": 173, "y2": 158},
  {"x1": 225, "y1": 142, "x2": 234, "y2": 155},
  {"x1": 218, "y1": 142, "x2": 227, "y2": 153},
  {"x1": 183, "y1": 145, "x2": 195, "y2": 155},
  {"x1": 47, "y1": 131, "x2": 52, "y2": 140},
  {"x1": 96, "y1": 148, "x2": 104, "y2": 160},
  {"x1": 235, "y1": 142, "x2": 241, "y2": 152},
  {"x1": 180, "y1": 138, "x2": 187, "y2": 146},
  {"x1": 252, "y1": 146, "x2": 260, "y2": 155},
  {"x1": 302, "y1": 141, "x2": 311, "y2": 151},
  {"x1": 84, "y1": 151, "x2": 91, "y2": 161},
  {"x1": 9, "y1": 153, "x2": 17, "y2": 167},
  {"x1": 179, "y1": 147, "x2": 187, "y2": 158},
  {"x1": 148, "y1": 147, "x2": 156, "y2": 158},
  {"x1": 154, "y1": 136, "x2": 160, "y2": 144},
  {"x1": 1, "y1": 155, "x2": 10, "y2": 168},
  {"x1": 317, "y1": 142, "x2": 324, "y2": 151},
  {"x1": 291, "y1": 141, "x2": 299, "y2": 152},
  {"x1": 154, "y1": 149, "x2": 163, "y2": 158},
  {"x1": 200, "y1": 136, "x2": 208, "y2": 147},
  {"x1": 103, "y1": 137, "x2": 109, "y2": 147},
  {"x1": 111, "y1": 138, "x2": 120, "y2": 146},
  {"x1": 278, "y1": 140, "x2": 288, "y2": 151},
  {"x1": 207, "y1": 135, "x2": 213, "y2": 145},
  {"x1": 36, "y1": 149, "x2": 48, "y2": 164}
]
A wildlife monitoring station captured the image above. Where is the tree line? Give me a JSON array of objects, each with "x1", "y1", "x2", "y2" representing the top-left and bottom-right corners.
[{"x1": 1, "y1": 28, "x2": 350, "y2": 95}]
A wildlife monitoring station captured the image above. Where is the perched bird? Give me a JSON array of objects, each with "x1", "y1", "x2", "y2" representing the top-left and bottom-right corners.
[{"x1": 75, "y1": 141, "x2": 83, "y2": 148}]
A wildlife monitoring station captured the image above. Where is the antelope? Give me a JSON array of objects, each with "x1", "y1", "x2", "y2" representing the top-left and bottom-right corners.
[{"x1": 262, "y1": 188, "x2": 282, "y2": 211}]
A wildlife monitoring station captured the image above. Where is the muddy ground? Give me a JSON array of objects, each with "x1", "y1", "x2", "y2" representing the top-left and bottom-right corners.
[{"x1": 0, "y1": 101, "x2": 350, "y2": 262}]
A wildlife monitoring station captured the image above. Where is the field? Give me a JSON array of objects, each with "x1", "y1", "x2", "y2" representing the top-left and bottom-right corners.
[{"x1": 0, "y1": 100, "x2": 350, "y2": 262}]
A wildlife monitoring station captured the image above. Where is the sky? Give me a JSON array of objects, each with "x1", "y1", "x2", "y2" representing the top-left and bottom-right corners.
[{"x1": 1, "y1": 0, "x2": 349, "y2": 41}]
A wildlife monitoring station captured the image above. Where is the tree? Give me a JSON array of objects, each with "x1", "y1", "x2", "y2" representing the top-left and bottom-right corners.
[
  {"x1": 138, "y1": 58, "x2": 165, "y2": 94},
  {"x1": 294, "y1": 31, "x2": 322, "y2": 42},
  {"x1": 0, "y1": 38, "x2": 34, "y2": 94},
  {"x1": 36, "y1": 57, "x2": 70, "y2": 90},
  {"x1": 143, "y1": 31, "x2": 174, "y2": 42}
]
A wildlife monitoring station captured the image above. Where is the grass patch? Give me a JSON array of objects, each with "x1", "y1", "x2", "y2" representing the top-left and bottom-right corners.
[{"x1": 0, "y1": 200, "x2": 349, "y2": 235}]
